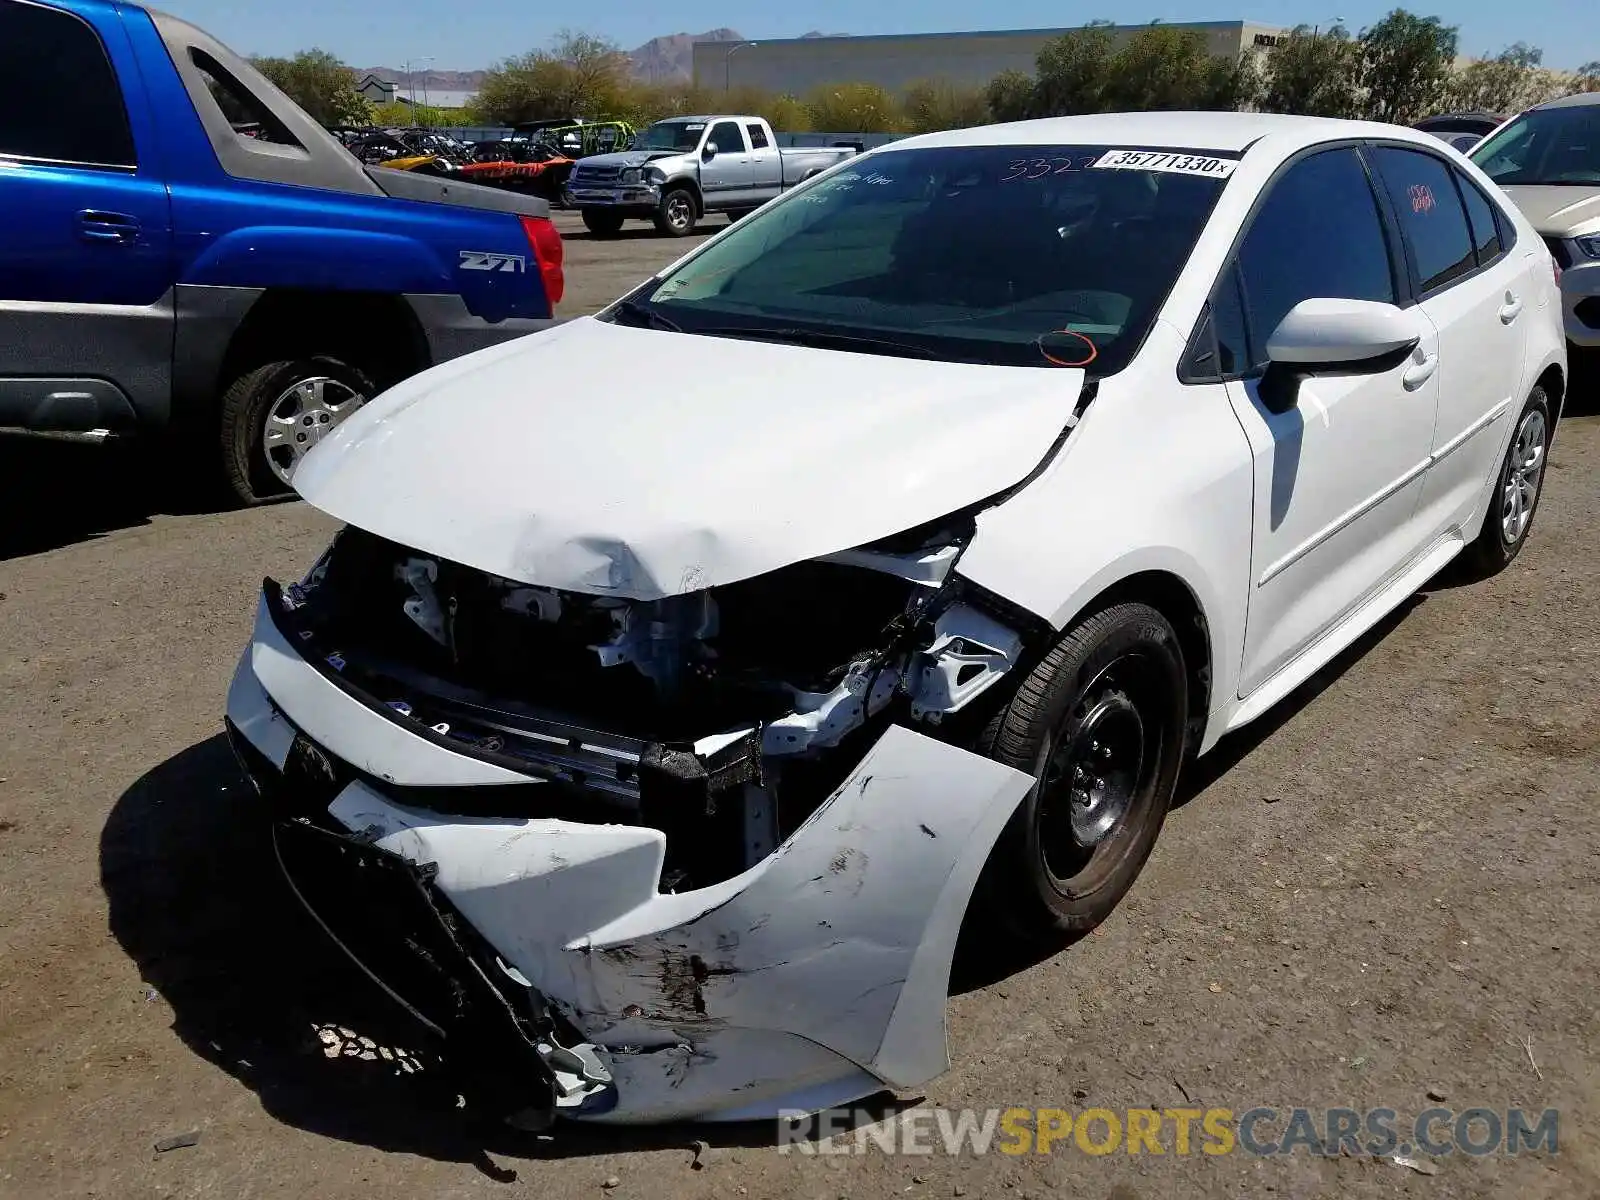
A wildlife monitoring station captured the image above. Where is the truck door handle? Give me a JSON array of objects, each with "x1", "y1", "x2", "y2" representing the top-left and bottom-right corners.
[
  {"x1": 78, "y1": 210, "x2": 139, "y2": 244},
  {"x1": 1402, "y1": 351, "x2": 1438, "y2": 390},
  {"x1": 1499, "y1": 291, "x2": 1523, "y2": 324}
]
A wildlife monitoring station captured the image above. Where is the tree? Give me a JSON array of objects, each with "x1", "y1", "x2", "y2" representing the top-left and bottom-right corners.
[
  {"x1": 1103, "y1": 23, "x2": 1235, "y2": 111},
  {"x1": 984, "y1": 69, "x2": 1036, "y2": 122},
  {"x1": 902, "y1": 79, "x2": 990, "y2": 133},
  {"x1": 249, "y1": 48, "x2": 370, "y2": 125},
  {"x1": 767, "y1": 94, "x2": 813, "y2": 133},
  {"x1": 806, "y1": 83, "x2": 901, "y2": 133},
  {"x1": 1260, "y1": 24, "x2": 1364, "y2": 118},
  {"x1": 1031, "y1": 22, "x2": 1117, "y2": 116},
  {"x1": 474, "y1": 30, "x2": 629, "y2": 124},
  {"x1": 1357, "y1": 9, "x2": 1459, "y2": 124},
  {"x1": 1446, "y1": 43, "x2": 1559, "y2": 113}
]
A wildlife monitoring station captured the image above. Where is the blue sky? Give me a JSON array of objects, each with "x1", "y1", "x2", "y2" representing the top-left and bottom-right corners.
[{"x1": 161, "y1": 0, "x2": 1598, "y2": 71}]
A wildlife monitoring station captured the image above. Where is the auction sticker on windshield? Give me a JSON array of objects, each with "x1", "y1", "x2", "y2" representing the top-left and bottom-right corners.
[{"x1": 1092, "y1": 150, "x2": 1239, "y2": 178}]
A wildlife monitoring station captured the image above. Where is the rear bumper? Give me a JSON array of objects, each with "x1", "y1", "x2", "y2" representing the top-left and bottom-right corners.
[
  {"x1": 404, "y1": 294, "x2": 556, "y2": 364},
  {"x1": 224, "y1": 585, "x2": 1035, "y2": 1125}
]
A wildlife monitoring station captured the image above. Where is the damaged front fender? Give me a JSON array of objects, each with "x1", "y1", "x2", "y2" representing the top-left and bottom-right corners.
[{"x1": 323, "y1": 724, "x2": 1035, "y2": 1123}]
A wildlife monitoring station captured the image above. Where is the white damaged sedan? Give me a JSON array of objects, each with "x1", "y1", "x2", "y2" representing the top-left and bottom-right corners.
[{"x1": 225, "y1": 112, "x2": 1566, "y2": 1127}]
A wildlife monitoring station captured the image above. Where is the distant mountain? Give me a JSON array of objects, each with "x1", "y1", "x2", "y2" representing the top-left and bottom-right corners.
[
  {"x1": 357, "y1": 28, "x2": 852, "y2": 91},
  {"x1": 357, "y1": 67, "x2": 486, "y2": 92},
  {"x1": 628, "y1": 28, "x2": 743, "y2": 83}
]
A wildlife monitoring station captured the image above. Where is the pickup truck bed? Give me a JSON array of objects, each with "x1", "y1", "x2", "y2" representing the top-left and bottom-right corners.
[{"x1": 0, "y1": 0, "x2": 563, "y2": 503}]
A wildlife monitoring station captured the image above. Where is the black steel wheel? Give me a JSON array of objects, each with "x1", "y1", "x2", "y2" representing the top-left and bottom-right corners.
[{"x1": 976, "y1": 602, "x2": 1188, "y2": 943}]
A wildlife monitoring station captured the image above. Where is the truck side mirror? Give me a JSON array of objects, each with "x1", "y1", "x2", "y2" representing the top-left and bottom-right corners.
[{"x1": 702, "y1": 142, "x2": 718, "y2": 161}]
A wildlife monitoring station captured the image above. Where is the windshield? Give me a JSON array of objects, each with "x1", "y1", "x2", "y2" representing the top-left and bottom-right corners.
[
  {"x1": 613, "y1": 144, "x2": 1235, "y2": 373},
  {"x1": 1471, "y1": 104, "x2": 1600, "y2": 186},
  {"x1": 636, "y1": 121, "x2": 705, "y2": 152}
]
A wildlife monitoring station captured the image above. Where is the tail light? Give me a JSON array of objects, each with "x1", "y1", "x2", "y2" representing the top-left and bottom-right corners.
[
  {"x1": 520, "y1": 214, "x2": 565, "y2": 309},
  {"x1": 1553, "y1": 256, "x2": 1562, "y2": 287}
]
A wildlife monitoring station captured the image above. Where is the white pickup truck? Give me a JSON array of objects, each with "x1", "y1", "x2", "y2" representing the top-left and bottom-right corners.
[{"x1": 564, "y1": 115, "x2": 859, "y2": 237}]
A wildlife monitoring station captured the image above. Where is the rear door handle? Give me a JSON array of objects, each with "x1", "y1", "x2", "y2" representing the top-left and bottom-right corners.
[
  {"x1": 77, "y1": 210, "x2": 139, "y2": 244},
  {"x1": 1499, "y1": 291, "x2": 1524, "y2": 323},
  {"x1": 1402, "y1": 352, "x2": 1439, "y2": 390}
]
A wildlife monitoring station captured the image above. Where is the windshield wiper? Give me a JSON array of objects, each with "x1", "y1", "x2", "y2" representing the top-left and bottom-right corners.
[
  {"x1": 608, "y1": 299, "x2": 683, "y2": 333},
  {"x1": 697, "y1": 326, "x2": 939, "y2": 360}
]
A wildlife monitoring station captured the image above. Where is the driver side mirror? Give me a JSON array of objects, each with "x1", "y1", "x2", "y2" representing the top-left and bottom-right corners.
[
  {"x1": 1266, "y1": 297, "x2": 1423, "y2": 366},
  {"x1": 702, "y1": 142, "x2": 718, "y2": 161},
  {"x1": 1259, "y1": 298, "x2": 1424, "y2": 414}
]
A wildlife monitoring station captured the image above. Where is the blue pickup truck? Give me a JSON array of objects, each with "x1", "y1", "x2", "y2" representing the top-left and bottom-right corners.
[{"x1": 0, "y1": 0, "x2": 563, "y2": 503}]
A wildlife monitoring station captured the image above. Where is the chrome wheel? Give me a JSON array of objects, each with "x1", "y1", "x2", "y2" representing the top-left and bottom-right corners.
[
  {"x1": 665, "y1": 192, "x2": 693, "y2": 232},
  {"x1": 262, "y1": 376, "x2": 365, "y2": 487},
  {"x1": 1500, "y1": 408, "x2": 1547, "y2": 546}
]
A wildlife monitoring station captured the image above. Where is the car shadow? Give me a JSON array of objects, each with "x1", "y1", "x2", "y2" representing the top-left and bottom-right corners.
[
  {"x1": 950, "y1": 592, "x2": 1425, "y2": 993},
  {"x1": 100, "y1": 734, "x2": 907, "y2": 1173},
  {"x1": 563, "y1": 224, "x2": 724, "y2": 243},
  {"x1": 0, "y1": 437, "x2": 236, "y2": 561}
]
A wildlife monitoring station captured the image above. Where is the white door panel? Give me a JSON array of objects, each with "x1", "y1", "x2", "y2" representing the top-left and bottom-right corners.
[
  {"x1": 1217, "y1": 145, "x2": 1443, "y2": 699},
  {"x1": 1226, "y1": 341, "x2": 1439, "y2": 694}
]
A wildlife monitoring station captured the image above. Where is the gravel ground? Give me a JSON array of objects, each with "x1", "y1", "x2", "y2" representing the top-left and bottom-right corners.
[{"x1": 1, "y1": 211, "x2": 1597, "y2": 1199}]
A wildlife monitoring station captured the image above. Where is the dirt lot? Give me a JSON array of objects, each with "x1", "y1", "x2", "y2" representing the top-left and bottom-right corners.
[{"x1": 1, "y1": 211, "x2": 1597, "y2": 1199}]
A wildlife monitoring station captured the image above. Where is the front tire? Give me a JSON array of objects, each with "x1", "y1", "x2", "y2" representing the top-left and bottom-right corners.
[
  {"x1": 218, "y1": 356, "x2": 372, "y2": 506},
  {"x1": 580, "y1": 208, "x2": 625, "y2": 237},
  {"x1": 976, "y1": 602, "x2": 1188, "y2": 944},
  {"x1": 653, "y1": 186, "x2": 697, "y2": 237},
  {"x1": 1460, "y1": 386, "x2": 1552, "y2": 579}
]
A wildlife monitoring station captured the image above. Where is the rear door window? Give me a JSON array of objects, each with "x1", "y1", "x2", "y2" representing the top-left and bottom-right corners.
[
  {"x1": 0, "y1": 0, "x2": 135, "y2": 166},
  {"x1": 1368, "y1": 146, "x2": 1477, "y2": 294}
]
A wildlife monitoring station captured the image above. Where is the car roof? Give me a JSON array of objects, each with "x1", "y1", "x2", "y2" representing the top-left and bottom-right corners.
[
  {"x1": 1532, "y1": 90, "x2": 1600, "y2": 111},
  {"x1": 887, "y1": 110, "x2": 1448, "y2": 156}
]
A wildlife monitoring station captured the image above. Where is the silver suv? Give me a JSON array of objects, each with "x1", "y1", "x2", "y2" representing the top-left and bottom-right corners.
[{"x1": 1472, "y1": 92, "x2": 1600, "y2": 356}]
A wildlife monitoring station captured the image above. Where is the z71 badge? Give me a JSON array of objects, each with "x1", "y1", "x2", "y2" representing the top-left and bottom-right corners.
[{"x1": 459, "y1": 250, "x2": 527, "y2": 272}]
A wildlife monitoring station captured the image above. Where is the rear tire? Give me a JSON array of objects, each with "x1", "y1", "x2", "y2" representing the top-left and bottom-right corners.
[
  {"x1": 653, "y1": 186, "x2": 697, "y2": 237},
  {"x1": 1459, "y1": 386, "x2": 1552, "y2": 579},
  {"x1": 974, "y1": 602, "x2": 1188, "y2": 945},
  {"x1": 580, "y1": 209, "x2": 625, "y2": 237},
  {"x1": 218, "y1": 356, "x2": 373, "y2": 507}
]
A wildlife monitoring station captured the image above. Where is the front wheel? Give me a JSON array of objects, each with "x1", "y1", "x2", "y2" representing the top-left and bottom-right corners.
[
  {"x1": 653, "y1": 186, "x2": 697, "y2": 237},
  {"x1": 580, "y1": 208, "x2": 625, "y2": 237},
  {"x1": 975, "y1": 602, "x2": 1188, "y2": 944},
  {"x1": 1460, "y1": 386, "x2": 1552, "y2": 579},
  {"x1": 218, "y1": 356, "x2": 373, "y2": 506}
]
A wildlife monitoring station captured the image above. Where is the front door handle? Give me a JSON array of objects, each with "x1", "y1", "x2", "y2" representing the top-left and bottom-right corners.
[
  {"x1": 1499, "y1": 291, "x2": 1524, "y2": 324},
  {"x1": 78, "y1": 210, "x2": 139, "y2": 244},
  {"x1": 1402, "y1": 351, "x2": 1439, "y2": 390}
]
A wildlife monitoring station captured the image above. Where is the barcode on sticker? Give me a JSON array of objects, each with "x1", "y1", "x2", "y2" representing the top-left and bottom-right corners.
[{"x1": 1092, "y1": 150, "x2": 1238, "y2": 178}]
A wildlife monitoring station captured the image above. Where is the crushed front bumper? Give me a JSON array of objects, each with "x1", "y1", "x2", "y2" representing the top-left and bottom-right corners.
[{"x1": 225, "y1": 587, "x2": 1035, "y2": 1124}]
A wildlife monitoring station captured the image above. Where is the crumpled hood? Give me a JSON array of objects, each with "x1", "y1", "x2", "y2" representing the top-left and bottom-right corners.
[
  {"x1": 1501, "y1": 185, "x2": 1600, "y2": 238},
  {"x1": 574, "y1": 150, "x2": 686, "y2": 171},
  {"x1": 292, "y1": 317, "x2": 1083, "y2": 600}
]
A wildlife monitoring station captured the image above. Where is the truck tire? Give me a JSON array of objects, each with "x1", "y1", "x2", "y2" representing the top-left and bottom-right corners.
[
  {"x1": 218, "y1": 356, "x2": 374, "y2": 506},
  {"x1": 653, "y1": 186, "x2": 698, "y2": 237},
  {"x1": 580, "y1": 209, "x2": 625, "y2": 237}
]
